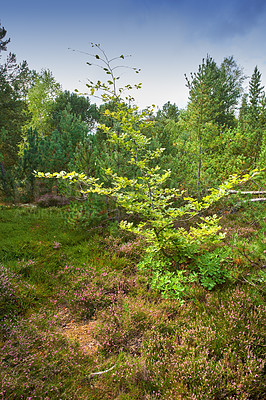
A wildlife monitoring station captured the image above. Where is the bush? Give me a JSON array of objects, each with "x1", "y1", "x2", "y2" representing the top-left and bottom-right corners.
[
  {"x1": 35, "y1": 194, "x2": 70, "y2": 208},
  {"x1": 64, "y1": 195, "x2": 108, "y2": 228}
]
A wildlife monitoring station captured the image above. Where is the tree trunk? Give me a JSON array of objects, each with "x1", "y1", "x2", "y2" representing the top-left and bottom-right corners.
[
  {"x1": 0, "y1": 161, "x2": 8, "y2": 196},
  {"x1": 197, "y1": 145, "x2": 201, "y2": 195}
]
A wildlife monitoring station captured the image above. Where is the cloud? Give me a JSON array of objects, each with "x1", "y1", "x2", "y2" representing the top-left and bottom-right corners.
[
  {"x1": 209, "y1": 0, "x2": 266, "y2": 39},
  {"x1": 132, "y1": 0, "x2": 266, "y2": 41},
  {"x1": 182, "y1": 0, "x2": 266, "y2": 40}
]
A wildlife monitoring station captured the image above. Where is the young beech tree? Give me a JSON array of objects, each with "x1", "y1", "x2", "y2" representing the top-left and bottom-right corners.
[
  {"x1": 35, "y1": 45, "x2": 257, "y2": 300},
  {"x1": 36, "y1": 105, "x2": 256, "y2": 300}
]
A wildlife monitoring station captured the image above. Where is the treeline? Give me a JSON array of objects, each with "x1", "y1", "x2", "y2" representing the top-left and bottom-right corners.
[{"x1": 0, "y1": 24, "x2": 265, "y2": 204}]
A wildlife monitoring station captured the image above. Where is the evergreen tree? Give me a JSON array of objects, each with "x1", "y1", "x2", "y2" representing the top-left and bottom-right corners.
[
  {"x1": 184, "y1": 57, "x2": 217, "y2": 193},
  {"x1": 156, "y1": 101, "x2": 179, "y2": 123},
  {"x1": 248, "y1": 66, "x2": 264, "y2": 127},
  {"x1": 218, "y1": 56, "x2": 245, "y2": 127},
  {"x1": 50, "y1": 90, "x2": 98, "y2": 131},
  {"x1": 243, "y1": 66, "x2": 266, "y2": 166},
  {"x1": 185, "y1": 55, "x2": 244, "y2": 129},
  {"x1": 19, "y1": 128, "x2": 41, "y2": 200},
  {"x1": 179, "y1": 55, "x2": 245, "y2": 193},
  {"x1": 38, "y1": 109, "x2": 89, "y2": 173},
  {"x1": 238, "y1": 93, "x2": 249, "y2": 131},
  {"x1": 0, "y1": 29, "x2": 31, "y2": 198},
  {"x1": 0, "y1": 23, "x2": 10, "y2": 53},
  {"x1": 259, "y1": 93, "x2": 266, "y2": 129}
]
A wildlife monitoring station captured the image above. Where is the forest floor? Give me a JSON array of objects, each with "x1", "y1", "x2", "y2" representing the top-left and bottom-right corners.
[{"x1": 0, "y1": 201, "x2": 265, "y2": 399}]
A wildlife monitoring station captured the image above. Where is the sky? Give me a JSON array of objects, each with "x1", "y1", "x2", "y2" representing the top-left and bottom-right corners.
[{"x1": 1, "y1": 0, "x2": 266, "y2": 110}]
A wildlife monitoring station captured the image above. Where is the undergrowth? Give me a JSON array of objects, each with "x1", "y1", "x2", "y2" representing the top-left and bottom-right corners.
[{"x1": 0, "y1": 203, "x2": 265, "y2": 399}]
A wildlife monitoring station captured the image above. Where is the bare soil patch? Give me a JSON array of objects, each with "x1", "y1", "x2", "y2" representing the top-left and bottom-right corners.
[{"x1": 55, "y1": 307, "x2": 100, "y2": 355}]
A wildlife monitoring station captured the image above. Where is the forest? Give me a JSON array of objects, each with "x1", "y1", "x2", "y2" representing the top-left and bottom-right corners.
[{"x1": 0, "y1": 24, "x2": 266, "y2": 399}]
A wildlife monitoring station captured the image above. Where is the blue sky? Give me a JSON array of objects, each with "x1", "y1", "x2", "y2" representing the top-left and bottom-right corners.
[{"x1": 1, "y1": 0, "x2": 266, "y2": 109}]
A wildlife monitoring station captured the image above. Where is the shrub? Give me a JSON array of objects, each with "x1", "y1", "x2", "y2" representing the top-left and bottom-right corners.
[
  {"x1": 35, "y1": 193, "x2": 70, "y2": 208},
  {"x1": 195, "y1": 246, "x2": 232, "y2": 290},
  {"x1": 64, "y1": 196, "x2": 107, "y2": 228}
]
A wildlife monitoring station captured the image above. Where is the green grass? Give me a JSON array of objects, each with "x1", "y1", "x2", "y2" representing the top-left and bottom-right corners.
[{"x1": 0, "y1": 204, "x2": 265, "y2": 399}]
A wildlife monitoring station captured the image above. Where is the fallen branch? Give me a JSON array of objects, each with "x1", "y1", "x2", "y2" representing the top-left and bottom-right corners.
[
  {"x1": 240, "y1": 246, "x2": 261, "y2": 267},
  {"x1": 248, "y1": 198, "x2": 266, "y2": 202},
  {"x1": 228, "y1": 190, "x2": 266, "y2": 195},
  {"x1": 87, "y1": 365, "x2": 115, "y2": 379}
]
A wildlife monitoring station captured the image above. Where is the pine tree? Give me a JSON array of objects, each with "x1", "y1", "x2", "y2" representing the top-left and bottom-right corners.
[
  {"x1": 0, "y1": 24, "x2": 10, "y2": 54},
  {"x1": 238, "y1": 93, "x2": 249, "y2": 131},
  {"x1": 248, "y1": 66, "x2": 264, "y2": 127},
  {"x1": 185, "y1": 55, "x2": 244, "y2": 129}
]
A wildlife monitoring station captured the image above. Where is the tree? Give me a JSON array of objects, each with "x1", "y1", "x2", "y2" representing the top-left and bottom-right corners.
[
  {"x1": 0, "y1": 28, "x2": 31, "y2": 198},
  {"x1": 153, "y1": 101, "x2": 180, "y2": 156},
  {"x1": 237, "y1": 67, "x2": 266, "y2": 167},
  {"x1": 259, "y1": 93, "x2": 266, "y2": 129},
  {"x1": 35, "y1": 45, "x2": 256, "y2": 300},
  {"x1": 184, "y1": 57, "x2": 218, "y2": 193},
  {"x1": 39, "y1": 109, "x2": 89, "y2": 173},
  {"x1": 238, "y1": 93, "x2": 249, "y2": 131},
  {"x1": 0, "y1": 23, "x2": 10, "y2": 53},
  {"x1": 156, "y1": 101, "x2": 179, "y2": 123},
  {"x1": 50, "y1": 90, "x2": 98, "y2": 132},
  {"x1": 37, "y1": 102, "x2": 255, "y2": 300},
  {"x1": 19, "y1": 128, "x2": 42, "y2": 200},
  {"x1": 218, "y1": 56, "x2": 245, "y2": 127},
  {"x1": 185, "y1": 55, "x2": 244, "y2": 130},
  {"x1": 18, "y1": 107, "x2": 91, "y2": 201},
  {"x1": 248, "y1": 66, "x2": 264, "y2": 127},
  {"x1": 247, "y1": 67, "x2": 266, "y2": 165},
  {"x1": 180, "y1": 55, "x2": 245, "y2": 194},
  {"x1": 24, "y1": 69, "x2": 62, "y2": 137},
  {"x1": 82, "y1": 44, "x2": 143, "y2": 220}
]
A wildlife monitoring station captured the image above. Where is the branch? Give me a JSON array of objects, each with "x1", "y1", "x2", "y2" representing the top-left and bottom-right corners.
[
  {"x1": 228, "y1": 190, "x2": 266, "y2": 195},
  {"x1": 240, "y1": 246, "x2": 261, "y2": 267},
  {"x1": 87, "y1": 365, "x2": 115, "y2": 379},
  {"x1": 248, "y1": 198, "x2": 266, "y2": 202},
  {"x1": 251, "y1": 179, "x2": 264, "y2": 190}
]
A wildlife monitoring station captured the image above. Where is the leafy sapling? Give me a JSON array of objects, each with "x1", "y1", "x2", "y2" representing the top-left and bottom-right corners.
[{"x1": 35, "y1": 44, "x2": 260, "y2": 299}]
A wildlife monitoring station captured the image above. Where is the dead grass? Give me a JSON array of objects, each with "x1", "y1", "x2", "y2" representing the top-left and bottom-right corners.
[{"x1": 54, "y1": 306, "x2": 100, "y2": 356}]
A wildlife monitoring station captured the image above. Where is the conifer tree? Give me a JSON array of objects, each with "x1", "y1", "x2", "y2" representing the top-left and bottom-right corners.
[
  {"x1": 238, "y1": 93, "x2": 249, "y2": 131},
  {"x1": 0, "y1": 23, "x2": 10, "y2": 53},
  {"x1": 248, "y1": 66, "x2": 264, "y2": 127}
]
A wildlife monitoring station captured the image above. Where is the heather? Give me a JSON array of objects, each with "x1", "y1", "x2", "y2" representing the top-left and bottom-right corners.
[{"x1": 0, "y1": 203, "x2": 265, "y2": 399}]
